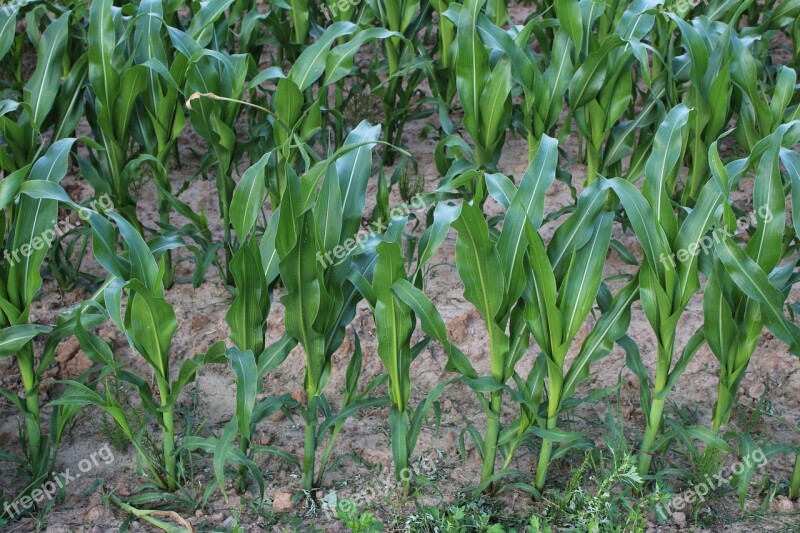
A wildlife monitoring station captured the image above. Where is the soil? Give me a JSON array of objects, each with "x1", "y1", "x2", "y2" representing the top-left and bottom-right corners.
[{"x1": 1, "y1": 5, "x2": 800, "y2": 533}]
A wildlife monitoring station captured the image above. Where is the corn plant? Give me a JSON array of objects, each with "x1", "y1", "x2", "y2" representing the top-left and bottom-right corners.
[
  {"x1": 703, "y1": 128, "x2": 800, "y2": 436},
  {"x1": 731, "y1": 42, "x2": 798, "y2": 152},
  {"x1": 0, "y1": 11, "x2": 84, "y2": 174},
  {"x1": 523, "y1": 196, "x2": 634, "y2": 491},
  {"x1": 358, "y1": 2, "x2": 431, "y2": 163},
  {"x1": 20, "y1": 183, "x2": 221, "y2": 493},
  {"x1": 441, "y1": 4, "x2": 557, "y2": 162},
  {"x1": 447, "y1": 0, "x2": 513, "y2": 169},
  {"x1": 566, "y1": 0, "x2": 655, "y2": 184},
  {"x1": 0, "y1": 139, "x2": 104, "y2": 492},
  {"x1": 187, "y1": 22, "x2": 399, "y2": 281},
  {"x1": 351, "y1": 207, "x2": 460, "y2": 493},
  {"x1": 83, "y1": 0, "x2": 231, "y2": 282},
  {"x1": 439, "y1": 139, "x2": 565, "y2": 491},
  {"x1": 272, "y1": 121, "x2": 390, "y2": 491},
  {"x1": 604, "y1": 105, "x2": 724, "y2": 476},
  {"x1": 668, "y1": 16, "x2": 733, "y2": 201}
]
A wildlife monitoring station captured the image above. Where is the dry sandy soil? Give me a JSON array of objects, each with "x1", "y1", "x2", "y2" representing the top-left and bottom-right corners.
[{"x1": 2, "y1": 6, "x2": 800, "y2": 533}]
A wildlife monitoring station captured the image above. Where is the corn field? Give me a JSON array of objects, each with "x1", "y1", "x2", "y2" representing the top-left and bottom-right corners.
[{"x1": 1, "y1": 0, "x2": 800, "y2": 530}]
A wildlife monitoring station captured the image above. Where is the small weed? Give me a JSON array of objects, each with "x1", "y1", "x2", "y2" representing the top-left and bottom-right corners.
[{"x1": 336, "y1": 498, "x2": 385, "y2": 532}]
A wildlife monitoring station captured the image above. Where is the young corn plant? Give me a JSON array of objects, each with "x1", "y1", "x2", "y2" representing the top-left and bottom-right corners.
[
  {"x1": 273, "y1": 121, "x2": 389, "y2": 491},
  {"x1": 0, "y1": 11, "x2": 84, "y2": 174},
  {"x1": 351, "y1": 217, "x2": 459, "y2": 493},
  {"x1": 523, "y1": 194, "x2": 636, "y2": 492},
  {"x1": 566, "y1": 0, "x2": 655, "y2": 184},
  {"x1": 441, "y1": 4, "x2": 559, "y2": 162},
  {"x1": 348, "y1": 7, "x2": 426, "y2": 162},
  {"x1": 439, "y1": 139, "x2": 564, "y2": 491},
  {"x1": 187, "y1": 22, "x2": 398, "y2": 280},
  {"x1": 0, "y1": 140, "x2": 103, "y2": 493},
  {"x1": 604, "y1": 105, "x2": 724, "y2": 476},
  {"x1": 446, "y1": 0, "x2": 513, "y2": 169},
  {"x1": 668, "y1": 16, "x2": 733, "y2": 201},
  {"x1": 23, "y1": 186, "x2": 223, "y2": 494},
  {"x1": 704, "y1": 128, "x2": 800, "y2": 436},
  {"x1": 731, "y1": 42, "x2": 798, "y2": 152}
]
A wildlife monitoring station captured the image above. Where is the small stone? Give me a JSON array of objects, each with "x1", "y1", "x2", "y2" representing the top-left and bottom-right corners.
[
  {"x1": 775, "y1": 496, "x2": 794, "y2": 512},
  {"x1": 253, "y1": 431, "x2": 273, "y2": 446},
  {"x1": 273, "y1": 491, "x2": 293, "y2": 512},
  {"x1": 114, "y1": 482, "x2": 130, "y2": 497},
  {"x1": 86, "y1": 506, "x2": 113, "y2": 522},
  {"x1": 195, "y1": 510, "x2": 203, "y2": 518},
  {"x1": 748, "y1": 382, "x2": 766, "y2": 399},
  {"x1": 672, "y1": 511, "x2": 687, "y2": 527},
  {"x1": 221, "y1": 516, "x2": 235, "y2": 529}
]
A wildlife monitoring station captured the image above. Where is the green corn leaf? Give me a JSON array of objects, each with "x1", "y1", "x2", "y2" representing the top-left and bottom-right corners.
[
  {"x1": 336, "y1": 121, "x2": 381, "y2": 240},
  {"x1": 228, "y1": 348, "x2": 258, "y2": 443},
  {"x1": 10, "y1": 138, "x2": 76, "y2": 309},
  {"x1": 23, "y1": 11, "x2": 70, "y2": 130},
  {"x1": 124, "y1": 281, "x2": 178, "y2": 380},
  {"x1": 716, "y1": 236, "x2": 800, "y2": 353},
  {"x1": 0, "y1": 325, "x2": 52, "y2": 357},
  {"x1": 231, "y1": 152, "x2": 270, "y2": 242},
  {"x1": 557, "y1": 212, "x2": 613, "y2": 347},
  {"x1": 455, "y1": 0, "x2": 489, "y2": 139},
  {"x1": 452, "y1": 202, "x2": 504, "y2": 324},
  {"x1": 227, "y1": 242, "x2": 266, "y2": 354},
  {"x1": 288, "y1": 22, "x2": 357, "y2": 91}
]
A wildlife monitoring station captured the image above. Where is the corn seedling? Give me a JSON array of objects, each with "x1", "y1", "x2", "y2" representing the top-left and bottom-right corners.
[
  {"x1": 352, "y1": 220, "x2": 458, "y2": 493},
  {"x1": 668, "y1": 16, "x2": 733, "y2": 201},
  {"x1": 567, "y1": 0, "x2": 654, "y2": 184},
  {"x1": 273, "y1": 121, "x2": 390, "y2": 491},
  {"x1": 703, "y1": 127, "x2": 800, "y2": 436},
  {"x1": 0, "y1": 11, "x2": 84, "y2": 174},
  {"x1": 447, "y1": 0, "x2": 513, "y2": 168},
  {"x1": 0, "y1": 140, "x2": 106, "y2": 491},
  {"x1": 524, "y1": 194, "x2": 636, "y2": 491},
  {"x1": 442, "y1": 140, "x2": 564, "y2": 491},
  {"x1": 22, "y1": 185, "x2": 225, "y2": 493},
  {"x1": 604, "y1": 105, "x2": 724, "y2": 476}
]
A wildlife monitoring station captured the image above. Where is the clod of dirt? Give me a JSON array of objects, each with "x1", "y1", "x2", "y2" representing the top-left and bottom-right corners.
[
  {"x1": 272, "y1": 491, "x2": 293, "y2": 512},
  {"x1": 774, "y1": 496, "x2": 795, "y2": 512},
  {"x1": 85, "y1": 505, "x2": 114, "y2": 523},
  {"x1": 672, "y1": 511, "x2": 687, "y2": 527},
  {"x1": 253, "y1": 430, "x2": 273, "y2": 446},
  {"x1": 747, "y1": 382, "x2": 766, "y2": 399},
  {"x1": 291, "y1": 387, "x2": 307, "y2": 406},
  {"x1": 55, "y1": 337, "x2": 92, "y2": 377}
]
